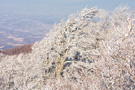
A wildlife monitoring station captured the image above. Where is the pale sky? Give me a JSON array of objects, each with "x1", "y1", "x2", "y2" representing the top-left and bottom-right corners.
[{"x1": 0, "y1": 0, "x2": 135, "y2": 16}]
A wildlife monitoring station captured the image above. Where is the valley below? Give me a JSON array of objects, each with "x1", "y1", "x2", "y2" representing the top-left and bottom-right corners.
[{"x1": 0, "y1": 14, "x2": 64, "y2": 49}]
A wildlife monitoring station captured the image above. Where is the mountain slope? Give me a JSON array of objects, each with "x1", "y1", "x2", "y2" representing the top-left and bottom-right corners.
[{"x1": 0, "y1": 7, "x2": 135, "y2": 90}]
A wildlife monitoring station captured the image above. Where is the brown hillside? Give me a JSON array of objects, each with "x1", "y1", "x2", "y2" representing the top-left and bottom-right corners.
[{"x1": 0, "y1": 44, "x2": 33, "y2": 55}]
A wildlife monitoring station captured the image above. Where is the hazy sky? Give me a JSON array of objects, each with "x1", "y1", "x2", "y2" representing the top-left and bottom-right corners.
[{"x1": 0, "y1": 0, "x2": 135, "y2": 16}]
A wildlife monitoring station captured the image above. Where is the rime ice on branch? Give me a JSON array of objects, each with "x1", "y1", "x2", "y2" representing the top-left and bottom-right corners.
[{"x1": 0, "y1": 6, "x2": 135, "y2": 90}]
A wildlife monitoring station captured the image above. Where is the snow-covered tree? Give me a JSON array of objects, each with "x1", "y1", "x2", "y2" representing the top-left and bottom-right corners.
[{"x1": 0, "y1": 6, "x2": 135, "y2": 90}]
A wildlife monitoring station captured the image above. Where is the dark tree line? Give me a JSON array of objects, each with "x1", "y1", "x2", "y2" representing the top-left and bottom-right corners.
[{"x1": 0, "y1": 44, "x2": 33, "y2": 55}]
